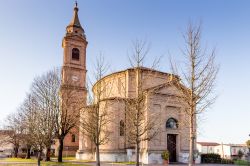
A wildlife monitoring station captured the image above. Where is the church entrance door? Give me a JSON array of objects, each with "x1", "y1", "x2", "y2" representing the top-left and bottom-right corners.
[{"x1": 167, "y1": 134, "x2": 177, "y2": 162}]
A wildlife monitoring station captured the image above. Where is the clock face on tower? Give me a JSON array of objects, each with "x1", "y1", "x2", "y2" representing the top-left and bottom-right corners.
[{"x1": 71, "y1": 75, "x2": 79, "y2": 82}]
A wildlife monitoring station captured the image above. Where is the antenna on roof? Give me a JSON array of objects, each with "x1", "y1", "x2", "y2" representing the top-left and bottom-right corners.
[{"x1": 75, "y1": 1, "x2": 78, "y2": 7}]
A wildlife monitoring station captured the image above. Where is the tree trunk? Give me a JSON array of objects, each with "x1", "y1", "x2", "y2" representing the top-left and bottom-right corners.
[
  {"x1": 189, "y1": 113, "x2": 194, "y2": 166},
  {"x1": 58, "y1": 138, "x2": 64, "y2": 162},
  {"x1": 14, "y1": 146, "x2": 18, "y2": 157},
  {"x1": 25, "y1": 145, "x2": 31, "y2": 159},
  {"x1": 96, "y1": 144, "x2": 100, "y2": 166},
  {"x1": 136, "y1": 142, "x2": 140, "y2": 166},
  {"x1": 37, "y1": 151, "x2": 41, "y2": 166},
  {"x1": 45, "y1": 146, "x2": 51, "y2": 161}
]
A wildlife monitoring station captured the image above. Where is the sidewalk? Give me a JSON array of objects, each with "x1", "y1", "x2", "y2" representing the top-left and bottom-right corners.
[
  {"x1": 0, "y1": 159, "x2": 235, "y2": 166},
  {"x1": 86, "y1": 163, "x2": 234, "y2": 166}
]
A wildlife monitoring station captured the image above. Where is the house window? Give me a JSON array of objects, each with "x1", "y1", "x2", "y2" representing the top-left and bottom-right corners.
[
  {"x1": 166, "y1": 118, "x2": 178, "y2": 129},
  {"x1": 120, "y1": 120, "x2": 125, "y2": 136},
  {"x1": 233, "y1": 148, "x2": 236, "y2": 154},
  {"x1": 72, "y1": 48, "x2": 80, "y2": 60},
  {"x1": 71, "y1": 134, "x2": 76, "y2": 142}
]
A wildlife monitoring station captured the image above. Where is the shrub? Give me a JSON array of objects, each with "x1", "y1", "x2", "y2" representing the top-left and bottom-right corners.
[
  {"x1": 238, "y1": 150, "x2": 244, "y2": 159},
  {"x1": 17, "y1": 153, "x2": 26, "y2": 159},
  {"x1": 201, "y1": 153, "x2": 236, "y2": 164},
  {"x1": 221, "y1": 158, "x2": 234, "y2": 164},
  {"x1": 201, "y1": 153, "x2": 221, "y2": 163},
  {"x1": 161, "y1": 150, "x2": 169, "y2": 160}
]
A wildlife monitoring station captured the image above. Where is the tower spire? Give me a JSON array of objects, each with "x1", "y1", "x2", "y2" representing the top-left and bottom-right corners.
[
  {"x1": 68, "y1": 1, "x2": 82, "y2": 30},
  {"x1": 66, "y1": 1, "x2": 86, "y2": 38}
]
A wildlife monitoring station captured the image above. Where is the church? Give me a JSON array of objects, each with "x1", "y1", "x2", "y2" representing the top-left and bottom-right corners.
[{"x1": 61, "y1": 3, "x2": 195, "y2": 164}]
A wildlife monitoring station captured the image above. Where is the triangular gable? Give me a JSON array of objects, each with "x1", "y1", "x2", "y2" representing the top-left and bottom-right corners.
[{"x1": 146, "y1": 81, "x2": 186, "y2": 96}]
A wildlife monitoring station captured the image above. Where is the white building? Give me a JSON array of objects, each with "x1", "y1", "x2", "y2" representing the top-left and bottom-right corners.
[
  {"x1": 197, "y1": 142, "x2": 220, "y2": 154},
  {"x1": 197, "y1": 142, "x2": 249, "y2": 159},
  {"x1": 0, "y1": 130, "x2": 14, "y2": 157},
  {"x1": 215, "y1": 144, "x2": 249, "y2": 159}
]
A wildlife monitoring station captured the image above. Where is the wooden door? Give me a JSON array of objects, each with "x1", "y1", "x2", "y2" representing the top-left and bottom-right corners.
[{"x1": 167, "y1": 134, "x2": 177, "y2": 162}]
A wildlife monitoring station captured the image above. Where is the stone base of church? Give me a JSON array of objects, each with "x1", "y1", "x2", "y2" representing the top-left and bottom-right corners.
[
  {"x1": 76, "y1": 150, "x2": 127, "y2": 162},
  {"x1": 178, "y1": 152, "x2": 190, "y2": 163},
  {"x1": 144, "y1": 151, "x2": 191, "y2": 164},
  {"x1": 76, "y1": 149, "x2": 190, "y2": 164},
  {"x1": 100, "y1": 152, "x2": 127, "y2": 162},
  {"x1": 76, "y1": 150, "x2": 93, "y2": 160}
]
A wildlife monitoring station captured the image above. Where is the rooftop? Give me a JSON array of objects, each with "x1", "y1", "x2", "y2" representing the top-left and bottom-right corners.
[{"x1": 197, "y1": 142, "x2": 220, "y2": 146}]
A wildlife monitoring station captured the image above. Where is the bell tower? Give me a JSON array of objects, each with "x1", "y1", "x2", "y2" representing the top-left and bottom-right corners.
[
  {"x1": 60, "y1": 2, "x2": 87, "y2": 156},
  {"x1": 62, "y1": 2, "x2": 87, "y2": 92}
]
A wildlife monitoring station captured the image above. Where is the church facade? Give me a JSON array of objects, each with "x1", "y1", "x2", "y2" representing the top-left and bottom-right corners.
[
  {"x1": 62, "y1": 4, "x2": 195, "y2": 164},
  {"x1": 76, "y1": 67, "x2": 193, "y2": 164}
]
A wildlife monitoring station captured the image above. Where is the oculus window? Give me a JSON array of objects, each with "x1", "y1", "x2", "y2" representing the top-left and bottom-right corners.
[{"x1": 166, "y1": 118, "x2": 178, "y2": 129}]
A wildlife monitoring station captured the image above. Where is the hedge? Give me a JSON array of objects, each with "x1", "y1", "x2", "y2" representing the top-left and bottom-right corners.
[{"x1": 201, "y1": 153, "x2": 234, "y2": 164}]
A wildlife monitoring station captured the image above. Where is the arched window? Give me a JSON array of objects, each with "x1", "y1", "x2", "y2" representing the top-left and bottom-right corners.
[
  {"x1": 166, "y1": 118, "x2": 178, "y2": 129},
  {"x1": 120, "y1": 120, "x2": 125, "y2": 136},
  {"x1": 72, "y1": 48, "x2": 80, "y2": 60},
  {"x1": 71, "y1": 134, "x2": 76, "y2": 142}
]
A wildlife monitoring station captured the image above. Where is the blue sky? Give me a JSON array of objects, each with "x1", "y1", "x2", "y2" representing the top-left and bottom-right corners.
[{"x1": 0, "y1": 0, "x2": 250, "y2": 144}]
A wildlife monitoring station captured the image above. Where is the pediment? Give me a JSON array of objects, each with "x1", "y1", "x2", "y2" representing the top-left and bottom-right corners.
[
  {"x1": 154, "y1": 84, "x2": 180, "y2": 96},
  {"x1": 145, "y1": 81, "x2": 184, "y2": 97}
]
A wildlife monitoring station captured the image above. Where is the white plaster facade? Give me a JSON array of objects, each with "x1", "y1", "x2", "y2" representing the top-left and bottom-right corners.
[
  {"x1": 214, "y1": 144, "x2": 249, "y2": 159},
  {"x1": 197, "y1": 142, "x2": 249, "y2": 159},
  {"x1": 197, "y1": 142, "x2": 220, "y2": 154}
]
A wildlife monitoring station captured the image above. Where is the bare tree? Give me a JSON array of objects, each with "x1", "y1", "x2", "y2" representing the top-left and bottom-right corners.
[
  {"x1": 29, "y1": 68, "x2": 82, "y2": 163},
  {"x1": 23, "y1": 68, "x2": 82, "y2": 163},
  {"x1": 19, "y1": 95, "x2": 36, "y2": 159},
  {"x1": 80, "y1": 55, "x2": 113, "y2": 166},
  {"x1": 18, "y1": 69, "x2": 60, "y2": 165},
  {"x1": 3, "y1": 68, "x2": 82, "y2": 164},
  {"x1": 56, "y1": 73, "x2": 85, "y2": 162},
  {"x1": 30, "y1": 69, "x2": 61, "y2": 162},
  {"x1": 2, "y1": 112, "x2": 24, "y2": 157},
  {"x1": 25, "y1": 95, "x2": 45, "y2": 166},
  {"x1": 125, "y1": 39, "x2": 160, "y2": 166},
  {"x1": 170, "y1": 22, "x2": 219, "y2": 166}
]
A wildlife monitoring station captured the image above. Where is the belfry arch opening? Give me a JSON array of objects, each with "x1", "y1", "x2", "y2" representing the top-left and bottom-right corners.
[{"x1": 72, "y1": 48, "x2": 80, "y2": 60}]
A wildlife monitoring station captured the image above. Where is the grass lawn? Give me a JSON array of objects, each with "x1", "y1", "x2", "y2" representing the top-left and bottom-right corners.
[
  {"x1": 0, "y1": 158, "x2": 91, "y2": 166},
  {"x1": 51, "y1": 157, "x2": 93, "y2": 163},
  {"x1": 1, "y1": 158, "x2": 35, "y2": 162},
  {"x1": 234, "y1": 159, "x2": 250, "y2": 165}
]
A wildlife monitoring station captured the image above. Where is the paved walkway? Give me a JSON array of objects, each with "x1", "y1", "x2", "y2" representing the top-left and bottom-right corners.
[
  {"x1": 0, "y1": 158, "x2": 236, "y2": 166},
  {"x1": 85, "y1": 163, "x2": 235, "y2": 166},
  {"x1": 0, "y1": 164, "x2": 232, "y2": 166},
  {"x1": 0, "y1": 162, "x2": 236, "y2": 166}
]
